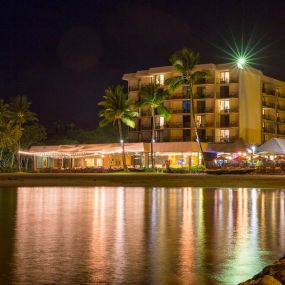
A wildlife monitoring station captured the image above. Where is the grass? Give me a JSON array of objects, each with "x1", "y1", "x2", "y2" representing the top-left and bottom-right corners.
[{"x1": 0, "y1": 172, "x2": 285, "y2": 188}]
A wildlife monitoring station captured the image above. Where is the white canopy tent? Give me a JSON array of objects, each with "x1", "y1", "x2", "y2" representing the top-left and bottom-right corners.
[{"x1": 256, "y1": 138, "x2": 285, "y2": 154}]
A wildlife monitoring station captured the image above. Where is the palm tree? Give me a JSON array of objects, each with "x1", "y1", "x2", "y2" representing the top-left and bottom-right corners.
[
  {"x1": 0, "y1": 100, "x2": 10, "y2": 160},
  {"x1": 138, "y1": 83, "x2": 171, "y2": 169},
  {"x1": 7, "y1": 96, "x2": 38, "y2": 171},
  {"x1": 165, "y1": 48, "x2": 209, "y2": 165},
  {"x1": 98, "y1": 85, "x2": 138, "y2": 171}
]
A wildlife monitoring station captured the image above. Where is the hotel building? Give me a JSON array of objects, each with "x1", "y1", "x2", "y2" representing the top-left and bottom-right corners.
[{"x1": 123, "y1": 63, "x2": 285, "y2": 145}]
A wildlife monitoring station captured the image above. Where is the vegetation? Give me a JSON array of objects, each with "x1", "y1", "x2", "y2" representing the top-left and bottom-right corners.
[
  {"x1": 165, "y1": 48, "x2": 209, "y2": 165},
  {"x1": 98, "y1": 85, "x2": 138, "y2": 171},
  {"x1": 138, "y1": 83, "x2": 171, "y2": 168},
  {"x1": 0, "y1": 96, "x2": 43, "y2": 171}
]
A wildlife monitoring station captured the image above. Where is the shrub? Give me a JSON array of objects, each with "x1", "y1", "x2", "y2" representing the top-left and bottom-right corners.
[{"x1": 190, "y1": 164, "x2": 206, "y2": 173}]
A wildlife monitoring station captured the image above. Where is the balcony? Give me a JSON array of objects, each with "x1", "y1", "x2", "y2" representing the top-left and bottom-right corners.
[
  {"x1": 196, "y1": 107, "x2": 215, "y2": 113},
  {"x1": 197, "y1": 122, "x2": 214, "y2": 128},
  {"x1": 263, "y1": 102, "x2": 275, "y2": 109},
  {"x1": 168, "y1": 93, "x2": 190, "y2": 100},
  {"x1": 278, "y1": 105, "x2": 285, "y2": 111},
  {"x1": 262, "y1": 114, "x2": 275, "y2": 121},
  {"x1": 193, "y1": 93, "x2": 214, "y2": 99},
  {"x1": 217, "y1": 78, "x2": 238, "y2": 84},
  {"x1": 199, "y1": 136, "x2": 215, "y2": 142},
  {"x1": 141, "y1": 125, "x2": 152, "y2": 130},
  {"x1": 277, "y1": 117, "x2": 285, "y2": 123},
  {"x1": 220, "y1": 107, "x2": 238, "y2": 114},
  {"x1": 263, "y1": 127, "x2": 275, "y2": 133},
  {"x1": 217, "y1": 122, "x2": 239, "y2": 128},
  {"x1": 217, "y1": 92, "x2": 239, "y2": 99},
  {"x1": 262, "y1": 88, "x2": 275, "y2": 96},
  {"x1": 165, "y1": 122, "x2": 183, "y2": 128},
  {"x1": 216, "y1": 136, "x2": 238, "y2": 143}
]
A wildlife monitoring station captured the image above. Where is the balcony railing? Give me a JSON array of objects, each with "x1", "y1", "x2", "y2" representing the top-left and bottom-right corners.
[
  {"x1": 193, "y1": 93, "x2": 214, "y2": 99},
  {"x1": 217, "y1": 78, "x2": 238, "y2": 84},
  {"x1": 196, "y1": 107, "x2": 215, "y2": 113},
  {"x1": 216, "y1": 122, "x2": 239, "y2": 128},
  {"x1": 263, "y1": 127, "x2": 275, "y2": 133},
  {"x1": 262, "y1": 88, "x2": 275, "y2": 95},
  {"x1": 278, "y1": 105, "x2": 285, "y2": 111},
  {"x1": 277, "y1": 118, "x2": 285, "y2": 123},
  {"x1": 197, "y1": 122, "x2": 214, "y2": 128},
  {"x1": 220, "y1": 108, "x2": 239, "y2": 114},
  {"x1": 263, "y1": 102, "x2": 275, "y2": 108},
  {"x1": 141, "y1": 125, "x2": 152, "y2": 130},
  {"x1": 216, "y1": 136, "x2": 238, "y2": 143},
  {"x1": 165, "y1": 122, "x2": 183, "y2": 128},
  {"x1": 217, "y1": 93, "x2": 239, "y2": 99},
  {"x1": 262, "y1": 114, "x2": 275, "y2": 121},
  {"x1": 168, "y1": 93, "x2": 190, "y2": 100}
]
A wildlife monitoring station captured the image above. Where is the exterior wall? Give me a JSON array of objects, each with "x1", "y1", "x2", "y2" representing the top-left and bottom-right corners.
[{"x1": 239, "y1": 69, "x2": 262, "y2": 144}]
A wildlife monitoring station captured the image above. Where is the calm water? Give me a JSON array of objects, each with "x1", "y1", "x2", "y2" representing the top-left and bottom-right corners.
[{"x1": 0, "y1": 187, "x2": 285, "y2": 285}]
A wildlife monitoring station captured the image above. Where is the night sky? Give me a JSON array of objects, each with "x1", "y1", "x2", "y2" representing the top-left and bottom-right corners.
[{"x1": 1, "y1": 0, "x2": 285, "y2": 128}]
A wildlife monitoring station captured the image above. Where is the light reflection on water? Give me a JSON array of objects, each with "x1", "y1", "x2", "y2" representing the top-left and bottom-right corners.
[{"x1": 0, "y1": 187, "x2": 285, "y2": 285}]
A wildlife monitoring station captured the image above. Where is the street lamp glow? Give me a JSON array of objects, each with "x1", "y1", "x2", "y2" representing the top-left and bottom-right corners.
[{"x1": 237, "y1": 57, "x2": 246, "y2": 69}]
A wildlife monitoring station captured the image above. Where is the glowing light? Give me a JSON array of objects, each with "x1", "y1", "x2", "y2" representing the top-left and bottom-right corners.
[{"x1": 237, "y1": 57, "x2": 247, "y2": 69}]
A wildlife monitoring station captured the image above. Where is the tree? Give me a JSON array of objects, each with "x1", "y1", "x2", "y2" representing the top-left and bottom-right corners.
[
  {"x1": 7, "y1": 96, "x2": 38, "y2": 171},
  {"x1": 21, "y1": 123, "x2": 47, "y2": 149},
  {"x1": 98, "y1": 85, "x2": 138, "y2": 171},
  {"x1": 138, "y1": 83, "x2": 171, "y2": 169},
  {"x1": 165, "y1": 48, "x2": 209, "y2": 165}
]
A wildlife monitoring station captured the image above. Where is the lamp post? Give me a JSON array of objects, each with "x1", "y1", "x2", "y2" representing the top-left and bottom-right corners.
[{"x1": 250, "y1": 145, "x2": 256, "y2": 165}]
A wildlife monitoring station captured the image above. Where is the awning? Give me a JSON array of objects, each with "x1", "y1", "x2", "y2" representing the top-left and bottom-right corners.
[{"x1": 256, "y1": 138, "x2": 285, "y2": 154}]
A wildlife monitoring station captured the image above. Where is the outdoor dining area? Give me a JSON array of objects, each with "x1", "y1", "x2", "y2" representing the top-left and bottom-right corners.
[{"x1": 213, "y1": 138, "x2": 285, "y2": 173}]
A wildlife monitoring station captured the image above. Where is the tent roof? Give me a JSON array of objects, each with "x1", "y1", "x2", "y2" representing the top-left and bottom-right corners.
[
  {"x1": 153, "y1": 142, "x2": 208, "y2": 153},
  {"x1": 256, "y1": 138, "x2": 285, "y2": 154}
]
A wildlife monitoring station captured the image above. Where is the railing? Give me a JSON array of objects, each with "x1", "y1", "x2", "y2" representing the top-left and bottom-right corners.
[
  {"x1": 168, "y1": 93, "x2": 190, "y2": 100},
  {"x1": 196, "y1": 108, "x2": 215, "y2": 113},
  {"x1": 165, "y1": 122, "x2": 183, "y2": 128},
  {"x1": 193, "y1": 93, "x2": 214, "y2": 99},
  {"x1": 278, "y1": 130, "x2": 285, "y2": 135},
  {"x1": 263, "y1": 102, "x2": 275, "y2": 108},
  {"x1": 194, "y1": 78, "x2": 214, "y2": 84},
  {"x1": 262, "y1": 88, "x2": 275, "y2": 95},
  {"x1": 217, "y1": 78, "x2": 238, "y2": 84},
  {"x1": 141, "y1": 125, "x2": 152, "y2": 130},
  {"x1": 262, "y1": 114, "x2": 275, "y2": 121},
  {"x1": 278, "y1": 105, "x2": 285, "y2": 111},
  {"x1": 263, "y1": 127, "x2": 275, "y2": 133},
  {"x1": 216, "y1": 122, "x2": 239, "y2": 128},
  {"x1": 197, "y1": 123, "x2": 214, "y2": 128},
  {"x1": 277, "y1": 118, "x2": 285, "y2": 123},
  {"x1": 216, "y1": 136, "x2": 238, "y2": 143},
  {"x1": 220, "y1": 108, "x2": 239, "y2": 113},
  {"x1": 217, "y1": 93, "x2": 239, "y2": 99}
]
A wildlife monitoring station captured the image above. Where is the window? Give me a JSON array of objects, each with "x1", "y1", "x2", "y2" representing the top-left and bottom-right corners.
[
  {"x1": 183, "y1": 100, "x2": 190, "y2": 112},
  {"x1": 155, "y1": 74, "x2": 165, "y2": 85},
  {"x1": 196, "y1": 115, "x2": 205, "y2": 127},
  {"x1": 220, "y1": 129, "x2": 229, "y2": 142},
  {"x1": 220, "y1": 85, "x2": 229, "y2": 98},
  {"x1": 220, "y1": 71, "x2": 229, "y2": 83},
  {"x1": 197, "y1": 86, "x2": 206, "y2": 98},
  {"x1": 159, "y1": 116, "x2": 165, "y2": 127},
  {"x1": 220, "y1": 100, "x2": 230, "y2": 112}
]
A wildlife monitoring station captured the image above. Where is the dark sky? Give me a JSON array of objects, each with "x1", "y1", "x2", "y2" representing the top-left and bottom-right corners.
[{"x1": 1, "y1": 0, "x2": 285, "y2": 128}]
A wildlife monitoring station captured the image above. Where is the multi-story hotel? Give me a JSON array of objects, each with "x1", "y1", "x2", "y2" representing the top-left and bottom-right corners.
[{"x1": 123, "y1": 63, "x2": 285, "y2": 145}]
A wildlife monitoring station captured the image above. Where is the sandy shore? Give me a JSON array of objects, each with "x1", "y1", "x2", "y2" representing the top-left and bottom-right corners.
[{"x1": 0, "y1": 173, "x2": 285, "y2": 188}]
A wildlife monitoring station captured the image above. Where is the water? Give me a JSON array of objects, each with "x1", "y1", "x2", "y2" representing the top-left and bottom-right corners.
[{"x1": 0, "y1": 187, "x2": 284, "y2": 285}]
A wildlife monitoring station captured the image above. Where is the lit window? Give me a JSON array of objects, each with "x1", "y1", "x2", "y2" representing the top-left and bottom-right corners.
[
  {"x1": 159, "y1": 116, "x2": 165, "y2": 127},
  {"x1": 220, "y1": 100, "x2": 230, "y2": 112},
  {"x1": 220, "y1": 71, "x2": 229, "y2": 84},
  {"x1": 155, "y1": 74, "x2": 165, "y2": 85},
  {"x1": 220, "y1": 129, "x2": 229, "y2": 142}
]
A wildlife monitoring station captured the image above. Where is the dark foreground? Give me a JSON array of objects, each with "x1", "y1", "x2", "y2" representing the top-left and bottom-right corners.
[{"x1": 0, "y1": 173, "x2": 285, "y2": 188}]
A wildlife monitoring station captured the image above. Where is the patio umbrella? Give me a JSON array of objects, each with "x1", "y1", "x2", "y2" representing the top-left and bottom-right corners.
[
  {"x1": 233, "y1": 155, "x2": 247, "y2": 161},
  {"x1": 253, "y1": 155, "x2": 264, "y2": 161},
  {"x1": 216, "y1": 156, "x2": 228, "y2": 160}
]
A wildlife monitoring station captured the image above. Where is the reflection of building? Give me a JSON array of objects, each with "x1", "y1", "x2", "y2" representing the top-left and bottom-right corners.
[{"x1": 123, "y1": 64, "x2": 285, "y2": 145}]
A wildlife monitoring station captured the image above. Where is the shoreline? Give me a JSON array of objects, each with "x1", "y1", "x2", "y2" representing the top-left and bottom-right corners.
[{"x1": 0, "y1": 173, "x2": 285, "y2": 188}]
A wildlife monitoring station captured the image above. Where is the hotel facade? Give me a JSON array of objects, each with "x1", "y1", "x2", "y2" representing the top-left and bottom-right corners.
[{"x1": 123, "y1": 63, "x2": 285, "y2": 145}]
